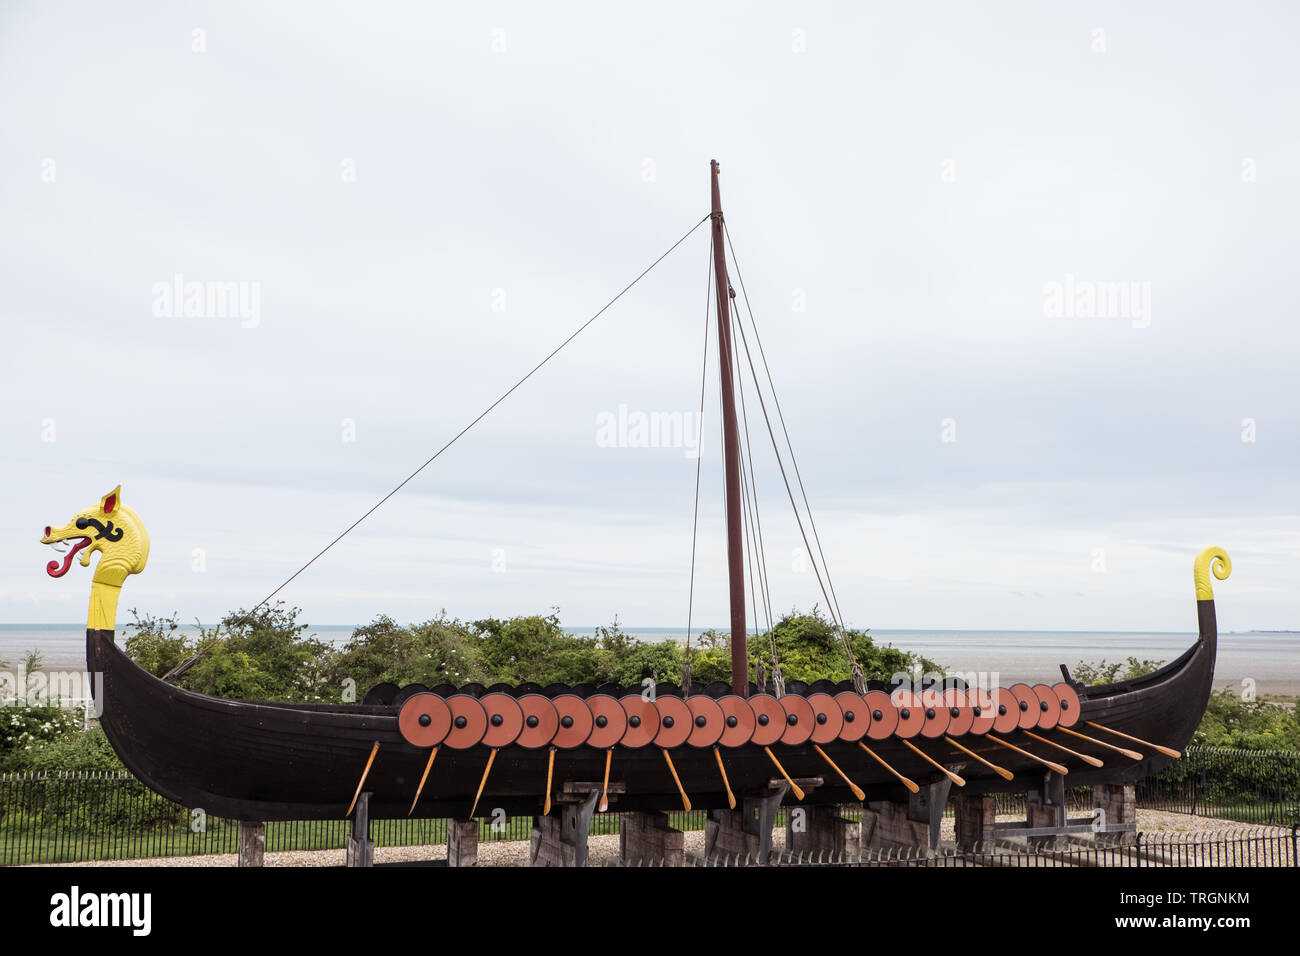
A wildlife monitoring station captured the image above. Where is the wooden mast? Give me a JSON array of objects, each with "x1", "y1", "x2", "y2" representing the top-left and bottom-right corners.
[{"x1": 710, "y1": 159, "x2": 748, "y2": 697}]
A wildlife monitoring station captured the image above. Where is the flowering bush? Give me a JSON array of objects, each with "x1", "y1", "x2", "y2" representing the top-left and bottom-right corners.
[{"x1": 0, "y1": 705, "x2": 82, "y2": 760}]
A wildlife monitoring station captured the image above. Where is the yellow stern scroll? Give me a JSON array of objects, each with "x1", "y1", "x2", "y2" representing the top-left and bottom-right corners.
[
  {"x1": 1193, "y1": 547, "x2": 1231, "y2": 601},
  {"x1": 40, "y1": 486, "x2": 150, "y2": 631}
]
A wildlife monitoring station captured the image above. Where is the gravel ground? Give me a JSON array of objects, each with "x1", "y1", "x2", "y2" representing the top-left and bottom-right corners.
[{"x1": 26, "y1": 810, "x2": 1293, "y2": 867}]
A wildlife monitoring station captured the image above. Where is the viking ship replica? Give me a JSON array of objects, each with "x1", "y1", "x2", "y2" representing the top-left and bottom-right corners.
[{"x1": 42, "y1": 162, "x2": 1232, "y2": 841}]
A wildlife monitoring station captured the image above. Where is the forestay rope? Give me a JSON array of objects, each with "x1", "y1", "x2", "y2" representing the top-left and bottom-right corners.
[
  {"x1": 681, "y1": 234, "x2": 715, "y2": 690},
  {"x1": 251, "y1": 214, "x2": 712, "y2": 614},
  {"x1": 718, "y1": 223, "x2": 866, "y2": 694}
]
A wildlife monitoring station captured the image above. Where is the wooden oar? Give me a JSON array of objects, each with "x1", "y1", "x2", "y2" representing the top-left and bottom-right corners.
[
  {"x1": 662, "y1": 748, "x2": 691, "y2": 812},
  {"x1": 764, "y1": 747, "x2": 805, "y2": 800},
  {"x1": 1023, "y1": 730, "x2": 1103, "y2": 768},
  {"x1": 1056, "y1": 726, "x2": 1142, "y2": 760},
  {"x1": 1086, "y1": 721, "x2": 1181, "y2": 758},
  {"x1": 713, "y1": 747, "x2": 736, "y2": 810},
  {"x1": 469, "y1": 748, "x2": 497, "y2": 817},
  {"x1": 857, "y1": 742, "x2": 919, "y2": 794},
  {"x1": 987, "y1": 734, "x2": 1068, "y2": 775},
  {"x1": 408, "y1": 746, "x2": 439, "y2": 816},
  {"x1": 901, "y1": 738, "x2": 965, "y2": 787},
  {"x1": 944, "y1": 736, "x2": 1013, "y2": 781},
  {"x1": 347, "y1": 742, "x2": 379, "y2": 816},
  {"x1": 599, "y1": 749, "x2": 612, "y2": 812},
  {"x1": 813, "y1": 744, "x2": 865, "y2": 800},
  {"x1": 543, "y1": 746, "x2": 556, "y2": 816}
]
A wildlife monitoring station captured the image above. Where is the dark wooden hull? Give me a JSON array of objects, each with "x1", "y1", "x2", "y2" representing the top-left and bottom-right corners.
[{"x1": 89, "y1": 600, "x2": 1217, "y2": 821}]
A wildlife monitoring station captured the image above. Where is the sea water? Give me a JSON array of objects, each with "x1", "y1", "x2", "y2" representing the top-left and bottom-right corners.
[{"x1": 3, "y1": 624, "x2": 1296, "y2": 696}]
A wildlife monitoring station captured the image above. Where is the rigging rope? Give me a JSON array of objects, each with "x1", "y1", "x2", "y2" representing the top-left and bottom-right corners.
[
  {"x1": 682, "y1": 232, "x2": 715, "y2": 690},
  {"x1": 737, "y1": 426, "x2": 763, "y2": 668},
  {"x1": 725, "y1": 224, "x2": 850, "y2": 632},
  {"x1": 252, "y1": 213, "x2": 712, "y2": 614},
  {"x1": 723, "y1": 227, "x2": 866, "y2": 693},
  {"x1": 732, "y1": 305, "x2": 776, "y2": 635},
  {"x1": 730, "y1": 301, "x2": 782, "y2": 691}
]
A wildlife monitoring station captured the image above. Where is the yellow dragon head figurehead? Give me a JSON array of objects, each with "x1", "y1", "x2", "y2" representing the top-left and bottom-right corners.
[{"x1": 41, "y1": 486, "x2": 150, "y2": 631}]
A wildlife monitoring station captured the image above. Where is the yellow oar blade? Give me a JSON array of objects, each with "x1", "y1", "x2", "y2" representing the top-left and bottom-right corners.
[
  {"x1": 469, "y1": 748, "x2": 498, "y2": 818},
  {"x1": 714, "y1": 747, "x2": 736, "y2": 810},
  {"x1": 858, "y1": 741, "x2": 919, "y2": 794},
  {"x1": 543, "y1": 746, "x2": 556, "y2": 816},
  {"x1": 347, "y1": 741, "x2": 380, "y2": 817},
  {"x1": 764, "y1": 746, "x2": 805, "y2": 800},
  {"x1": 1057, "y1": 726, "x2": 1142, "y2": 760},
  {"x1": 408, "y1": 746, "x2": 439, "y2": 816},
  {"x1": 1086, "y1": 721, "x2": 1181, "y2": 759},
  {"x1": 1023, "y1": 730, "x2": 1103, "y2": 768},
  {"x1": 662, "y1": 748, "x2": 691, "y2": 812},
  {"x1": 599, "y1": 749, "x2": 612, "y2": 812},
  {"x1": 813, "y1": 744, "x2": 865, "y2": 800},
  {"x1": 944, "y1": 735, "x2": 1013, "y2": 781},
  {"x1": 988, "y1": 734, "x2": 1068, "y2": 775},
  {"x1": 901, "y1": 738, "x2": 965, "y2": 786}
]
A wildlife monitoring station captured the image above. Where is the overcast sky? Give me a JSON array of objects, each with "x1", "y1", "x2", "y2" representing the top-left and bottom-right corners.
[{"x1": 2, "y1": 2, "x2": 1296, "y2": 634}]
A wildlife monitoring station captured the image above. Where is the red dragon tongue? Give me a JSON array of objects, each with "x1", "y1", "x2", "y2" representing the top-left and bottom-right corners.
[{"x1": 46, "y1": 538, "x2": 89, "y2": 578}]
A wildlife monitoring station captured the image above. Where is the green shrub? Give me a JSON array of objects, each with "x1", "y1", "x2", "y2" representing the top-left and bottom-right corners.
[
  {"x1": 324, "y1": 613, "x2": 482, "y2": 696},
  {"x1": 177, "y1": 604, "x2": 335, "y2": 702},
  {"x1": 1072, "y1": 657, "x2": 1164, "y2": 685},
  {"x1": 123, "y1": 609, "x2": 192, "y2": 678},
  {"x1": 0, "y1": 706, "x2": 82, "y2": 767},
  {"x1": 1194, "y1": 690, "x2": 1300, "y2": 750},
  {"x1": 2, "y1": 726, "x2": 125, "y2": 772}
]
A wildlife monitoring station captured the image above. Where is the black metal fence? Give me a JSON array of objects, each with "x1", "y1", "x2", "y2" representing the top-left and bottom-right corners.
[
  {"x1": 1134, "y1": 747, "x2": 1300, "y2": 824},
  {"x1": 623, "y1": 829, "x2": 1297, "y2": 867},
  {"x1": 2, "y1": 746, "x2": 1297, "y2": 866},
  {"x1": 0, "y1": 772, "x2": 710, "y2": 865}
]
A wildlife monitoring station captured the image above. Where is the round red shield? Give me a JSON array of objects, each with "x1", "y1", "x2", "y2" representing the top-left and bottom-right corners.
[
  {"x1": 807, "y1": 692, "x2": 843, "y2": 744},
  {"x1": 551, "y1": 694, "x2": 594, "y2": 749},
  {"x1": 1032, "y1": 684, "x2": 1061, "y2": 731},
  {"x1": 716, "y1": 696, "x2": 755, "y2": 748},
  {"x1": 586, "y1": 694, "x2": 628, "y2": 748},
  {"x1": 1052, "y1": 682, "x2": 1082, "y2": 728},
  {"x1": 864, "y1": 690, "x2": 898, "y2": 740},
  {"x1": 686, "y1": 696, "x2": 725, "y2": 748},
  {"x1": 1009, "y1": 683, "x2": 1039, "y2": 730},
  {"x1": 748, "y1": 694, "x2": 786, "y2": 746},
  {"x1": 653, "y1": 696, "x2": 693, "y2": 748},
  {"x1": 919, "y1": 696, "x2": 951, "y2": 739},
  {"x1": 779, "y1": 695, "x2": 816, "y2": 745},
  {"x1": 480, "y1": 692, "x2": 524, "y2": 748},
  {"x1": 443, "y1": 694, "x2": 488, "y2": 750},
  {"x1": 834, "y1": 691, "x2": 869, "y2": 742},
  {"x1": 516, "y1": 694, "x2": 559, "y2": 749},
  {"x1": 992, "y1": 687, "x2": 1021, "y2": 735},
  {"x1": 942, "y1": 688, "x2": 975, "y2": 737},
  {"x1": 618, "y1": 694, "x2": 660, "y2": 748},
  {"x1": 891, "y1": 689, "x2": 925, "y2": 739},
  {"x1": 397, "y1": 693, "x2": 451, "y2": 748},
  {"x1": 967, "y1": 687, "x2": 996, "y2": 736}
]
